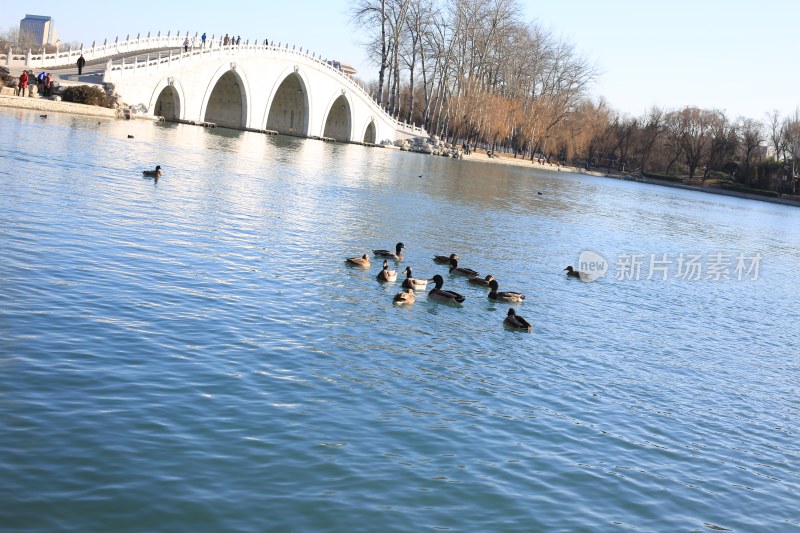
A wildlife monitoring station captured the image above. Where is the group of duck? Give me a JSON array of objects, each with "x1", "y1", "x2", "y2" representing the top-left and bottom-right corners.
[{"x1": 345, "y1": 242, "x2": 535, "y2": 332}]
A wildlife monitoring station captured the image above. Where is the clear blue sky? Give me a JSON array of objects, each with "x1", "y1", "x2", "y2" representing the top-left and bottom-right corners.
[{"x1": 2, "y1": 0, "x2": 797, "y2": 120}]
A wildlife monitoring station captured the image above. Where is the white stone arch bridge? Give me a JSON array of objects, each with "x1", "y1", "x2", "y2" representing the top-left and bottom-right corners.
[{"x1": 3, "y1": 31, "x2": 427, "y2": 143}]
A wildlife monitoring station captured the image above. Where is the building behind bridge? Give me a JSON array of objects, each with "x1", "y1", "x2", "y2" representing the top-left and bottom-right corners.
[{"x1": 19, "y1": 14, "x2": 58, "y2": 46}]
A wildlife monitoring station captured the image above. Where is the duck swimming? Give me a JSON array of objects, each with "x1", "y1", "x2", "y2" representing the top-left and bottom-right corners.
[
  {"x1": 428, "y1": 274, "x2": 465, "y2": 304},
  {"x1": 504, "y1": 308, "x2": 532, "y2": 332},
  {"x1": 433, "y1": 253, "x2": 460, "y2": 264},
  {"x1": 393, "y1": 288, "x2": 416, "y2": 305},
  {"x1": 345, "y1": 254, "x2": 371, "y2": 267},
  {"x1": 401, "y1": 267, "x2": 428, "y2": 290},
  {"x1": 142, "y1": 165, "x2": 162, "y2": 177},
  {"x1": 373, "y1": 242, "x2": 405, "y2": 261},
  {"x1": 376, "y1": 259, "x2": 398, "y2": 282},
  {"x1": 564, "y1": 266, "x2": 583, "y2": 278},
  {"x1": 488, "y1": 279, "x2": 526, "y2": 302},
  {"x1": 449, "y1": 258, "x2": 479, "y2": 277},
  {"x1": 468, "y1": 274, "x2": 495, "y2": 287}
]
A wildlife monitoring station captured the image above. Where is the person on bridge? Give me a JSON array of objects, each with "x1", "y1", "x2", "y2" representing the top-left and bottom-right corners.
[
  {"x1": 224, "y1": 34, "x2": 230, "y2": 46},
  {"x1": 201, "y1": 32, "x2": 207, "y2": 48},
  {"x1": 183, "y1": 36, "x2": 190, "y2": 52},
  {"x1": 17, "y1": 71, "x2": 28, "y2": 97},
  {"x1": 77, "y1": 54, "x2": 85, "y2": 75}
]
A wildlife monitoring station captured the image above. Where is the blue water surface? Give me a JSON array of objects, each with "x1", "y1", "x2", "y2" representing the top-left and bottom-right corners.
[{"x1": 1, "y1": 109, "x2": 799, "y2": 532}]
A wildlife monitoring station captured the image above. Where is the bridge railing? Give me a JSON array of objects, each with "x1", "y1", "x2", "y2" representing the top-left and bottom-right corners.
[
  {"x1": 103, "y1": 39, "x2": 427, "y2": 138},
  {"x1": 2, "y1": 31, "x2": 203, "y2": 69}
]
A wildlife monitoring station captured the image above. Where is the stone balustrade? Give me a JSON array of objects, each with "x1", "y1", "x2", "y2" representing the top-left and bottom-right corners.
[{"x1": 2, "y1": 31, "x2": 205, "y2": 69}]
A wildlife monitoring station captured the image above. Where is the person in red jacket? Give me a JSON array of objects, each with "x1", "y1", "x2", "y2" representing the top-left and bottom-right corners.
[{"x1": 17, "y1": 71, "x2": 28, "y2": 97}]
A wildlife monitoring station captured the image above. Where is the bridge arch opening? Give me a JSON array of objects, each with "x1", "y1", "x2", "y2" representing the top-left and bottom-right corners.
[
  {"x1": 154, "y1": 86, "x2": 180, "y2": 121},
  {"x1": 323, "y1": 95, "x2": 352, "y2": 142},
  {"x1": 266, "y1": 74, "x2": 308, "y2": 136},
  {"x1": 204, "y1": 70, "x2": 246, "y2": 129},
  {"x1": 363, "y1": 121, "x2": 376, "y2": 144}
]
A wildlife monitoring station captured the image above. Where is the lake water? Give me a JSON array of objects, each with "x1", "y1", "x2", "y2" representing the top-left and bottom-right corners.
[{"x1": 1, "y1": 108, "x2": 799, "y2": 532}]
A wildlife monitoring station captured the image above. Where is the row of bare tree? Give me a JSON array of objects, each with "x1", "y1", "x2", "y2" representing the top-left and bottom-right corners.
[
  {"x1": 551, "y1": 101, "x2": 800, "y2": 188},
  {"x1": 350, "y1": 0, "x2": 597, "y2": 148},
  {"x1": 350, "y1": 0, "x2": 799, "y2": 187}
]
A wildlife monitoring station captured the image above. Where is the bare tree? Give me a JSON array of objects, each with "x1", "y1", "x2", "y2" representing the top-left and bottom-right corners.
[
  {"x1": 0, "y1": 26, "x2": 20, "y2": 49},
  {"x1": 765, "y1": 109, "x2": 790, "y2": 162},
  {"x1": 351, "y1": 0, "x2": 391, "y2": 106},
  {"x1": 354, "y1": 0, "x2": 596, "y2": 149},
  {"x1": 666, "y1": 107, "x2": 717, "y2": 179},
  {"x1": 633, "y1": 106, "x2": 664, "y2": 174},
  {"x1": 401, "y1": 0, "x2": 433, "y2": 122},
  {"x1": 701, "y1": 110, "x2": 735, "y2": 180},
  {"x1": 735, "y1": 117, "x2": 764, "y2": 186},
  {"x1": 606, "y1": 114, "x2": 638, "y2": 171},
  {"x1": 384, "y1": 0, "x2": 412, "y2": 114},
  {"x1": 662, "y1": 110, "x2": 686, "y2": 176},
  {"x1": 784, "y1": 110, "x2": 800, "y2": 165}
]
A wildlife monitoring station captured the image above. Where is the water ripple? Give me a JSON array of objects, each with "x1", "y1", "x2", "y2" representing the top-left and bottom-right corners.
[{"x1": 2, "y1": 109, "x2": 799, "y2": 532}]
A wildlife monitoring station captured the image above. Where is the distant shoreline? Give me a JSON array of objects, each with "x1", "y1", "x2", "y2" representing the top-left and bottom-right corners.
[
  {"x1": 632, "y1": 176, "x2": 800, "y2": 207},
  {"x1": 3, "y1": 96, "x2": 797, "y2": 209},
  {"x1": 460, "y1": 150, "x2": 800, "y2": 208}
]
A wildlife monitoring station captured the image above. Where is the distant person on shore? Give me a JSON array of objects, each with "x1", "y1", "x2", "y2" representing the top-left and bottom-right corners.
[
  {"x1": 17, "y1": 71, "x2": 28, "y2": 96},
  {"x1": 201, "y1": 32, "x2": 207, "y2": 48},
  {"x1": 183, "y1": 36, "x2": 190, "y2": 52},
  {"x1": 77, "y1": 54, "x2": 85, "y2": 75},
  {"x1": 44, "y1": 73, "x2": 52, "y2": 97}
]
